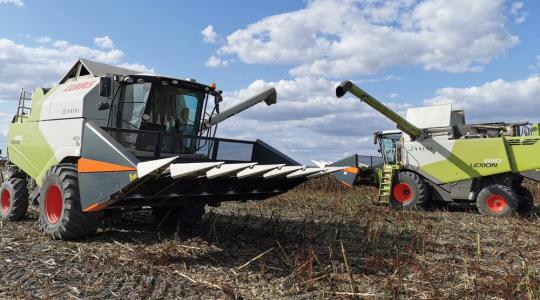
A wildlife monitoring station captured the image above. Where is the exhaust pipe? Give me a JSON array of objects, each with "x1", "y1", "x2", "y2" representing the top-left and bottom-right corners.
[{"x1": 205, "y1": 87, "x2": 277, "y2": 128}]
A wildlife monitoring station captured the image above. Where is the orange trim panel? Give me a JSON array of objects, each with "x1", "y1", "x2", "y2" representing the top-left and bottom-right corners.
[
  {"x1": 78, "y1": 158, "x2": 136, "y2": 173},
  {"x1": 83, "y1": 202, "x2": 108, "y2": 212},
  {"x1": 343, "y1": 167, "x2": 359, "y2": 174}
]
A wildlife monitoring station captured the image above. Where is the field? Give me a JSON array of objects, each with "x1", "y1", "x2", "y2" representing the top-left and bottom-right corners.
[{"x1": 1, "y1": 178, "x2": 540, "y2": 299}]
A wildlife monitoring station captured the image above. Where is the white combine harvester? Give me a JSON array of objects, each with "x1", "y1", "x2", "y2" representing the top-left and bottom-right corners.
[{"x1": 0, "y1": 59, "x2": 340, "y2": 239}]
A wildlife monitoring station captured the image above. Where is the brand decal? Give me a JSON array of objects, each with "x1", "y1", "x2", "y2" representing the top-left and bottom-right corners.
[
  {"x1": 470, "y1": 158, "x2": 502, "y2": 168},
  {"x1": 10, "y1": 135, "x2": 23, "y2": 144},
  {"x1": 63, "y1": 81, "x2": 96, "y2": 92},
  {"x1": 128, "y1": 173, "x2": 138, "y2": 182},
  {"x1": 73, "y1": 136, "x2": 81, "y2": 151},
  {"x1": 62, "y1": 107, "x2": 80, "y2": 115},
  {"x1": 406, "y1": 145, "x2": 433, "y2": 151}
]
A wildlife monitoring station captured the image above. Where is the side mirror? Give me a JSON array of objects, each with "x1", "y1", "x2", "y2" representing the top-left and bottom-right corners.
[
  {"x1": 99, "y1": 76, "x2": 114, "y2": 98},
  {"x1": 97, "y1": 102, "x2": 110, "y2": 111}
]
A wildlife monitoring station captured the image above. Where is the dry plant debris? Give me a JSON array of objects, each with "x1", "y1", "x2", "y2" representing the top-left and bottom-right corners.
[{"x1": 1, "y1": 177, "x2": 539, "y2": 299}]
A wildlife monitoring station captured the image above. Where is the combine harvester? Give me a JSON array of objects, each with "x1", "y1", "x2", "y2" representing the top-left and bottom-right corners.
[
  {"x1": 0, "y1": 59, "x2": 340, "y2": 239},
  {"x1": 334, "y1": 81, "x2": 539, "y2": 217}
]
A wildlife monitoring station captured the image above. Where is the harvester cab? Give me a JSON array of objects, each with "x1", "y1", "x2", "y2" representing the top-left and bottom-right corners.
[
  {"x1": 0, "y1": 59, "x2": 341, "y2": 240},
  {"x1": 374, "y1": 130, "x2": 402, "y2": 165},
  {"x1": 335, "y1": 80, "x2": 539, "y2": 217}
]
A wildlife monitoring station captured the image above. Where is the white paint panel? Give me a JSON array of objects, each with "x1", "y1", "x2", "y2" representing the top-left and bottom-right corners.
[
  {"x1": 38, "y1": 118, "x2": 84, "y2": 161},
  {"x1": 45, "y1": 79, "x2": 99, "y2": 120},
  {"x1": 404, "y1": 140, "x2": 455, "y2": 168},
  {"x1": 287, "y1": 167, "x2": 324, "y2": 179},
  {"x1": 236, "y1": 164, "x2": 285, "y2": 179},
  {"x1": 170, "y1": 162, "x2": 224, "y2": 179},
  {"x1": 307, "y1": 167, "x2": 343, "y2": 178},
  {"x1": 263, "y1": 166, "x2": 304, "y2": 179},
  {"x1": 406, "y1": 104, "x2": 452, "y2": 129},
  {"x1": 206, "y1": 163, "x2": 257, "y2": 179},
  {"x1": 137, "y1": 156, "x2": 178, "y2": 178}
]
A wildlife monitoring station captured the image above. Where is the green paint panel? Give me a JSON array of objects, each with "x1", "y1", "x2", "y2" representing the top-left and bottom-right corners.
[
  {"x1": 27, "y1": 86, "x2": 57, "y2": 122},
  {"x1": 506, "y1": 136, "x2": 540, "y2": 172},
  {"x1": 7, "y1": 122, "x2": 57, "y2": 186},
  {"x1": 421, "y1": 138, "x2": 511, "y2": 183}
]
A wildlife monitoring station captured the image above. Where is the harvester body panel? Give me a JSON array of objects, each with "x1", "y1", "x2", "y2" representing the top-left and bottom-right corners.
[{"x1": 403, "y1": 138, "x2": 512, "y2": 184}]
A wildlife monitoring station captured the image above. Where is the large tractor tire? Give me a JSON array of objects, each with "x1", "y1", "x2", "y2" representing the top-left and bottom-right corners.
[
  {"x1": 0, "y1": 178, "x2": 29, "y2": 221},
  {"x1": 38, "y1": 163, "x2": 102, "y2": 240},
  {"x1": 389, "y1": 171, "x2": 430, "y2": 209},
  {"x1": 476, "y1": 184, "x2": 519, "y2": 217},
  {"x1": 154, "y1": 203, "x2": 206, "y2": 231},
  {"x1": 514, "y1": 185, "x2": 534, "y2": 215}
]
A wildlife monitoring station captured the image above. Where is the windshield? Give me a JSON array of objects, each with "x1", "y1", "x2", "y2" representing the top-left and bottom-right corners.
[
  {"x1": 116, "y1": 83, "x2": 205, "y2": 136},
  {"x1": 117, "y1": 82, "x2": 152, "y2": 129},
  {"x1": 380, "y1": 133, "x2": 401, "y2": 164}
]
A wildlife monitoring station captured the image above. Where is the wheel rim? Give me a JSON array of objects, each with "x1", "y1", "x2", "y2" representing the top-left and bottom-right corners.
[
  {"x1": 486, "y1": 194, "x2": 507, "y2": 213},
  {"x1": 393, "y1": 183, "x2": 413, "y2": 203},
  {"x1": 45, "y1": 185, "x2": 63, "y2": 224},
  {"x1": 1, "y1": 189, "x2": 10, "y2": 214}
]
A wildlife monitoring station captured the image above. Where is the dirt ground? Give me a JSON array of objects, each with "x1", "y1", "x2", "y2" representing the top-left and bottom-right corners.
[{"x1": 1, "y1": 178, "x2": 540, "y2": 299}]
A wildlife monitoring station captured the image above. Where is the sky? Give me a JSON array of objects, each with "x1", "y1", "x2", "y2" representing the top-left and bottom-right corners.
[{"x1": 0, "y1": 0, "x2": 539, "y2": 163}]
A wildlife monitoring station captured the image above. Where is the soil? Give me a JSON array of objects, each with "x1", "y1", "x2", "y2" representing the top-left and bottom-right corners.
[{"x1": 1, "y1": 178, "x2": 540, "y2": 299}]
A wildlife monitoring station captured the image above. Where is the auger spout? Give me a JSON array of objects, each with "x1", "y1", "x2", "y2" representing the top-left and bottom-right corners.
[
  {"x1": 205, "y1": 87, "x2": 277, "y2": 128},
  {"x1": 336, "y1": 81, "x2": 423, "y2": 139}
]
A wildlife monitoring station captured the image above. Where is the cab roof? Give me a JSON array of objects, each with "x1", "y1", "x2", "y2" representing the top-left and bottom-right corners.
[{"x1": 59, "y1": 59, "x2": 141, "y2": 84}]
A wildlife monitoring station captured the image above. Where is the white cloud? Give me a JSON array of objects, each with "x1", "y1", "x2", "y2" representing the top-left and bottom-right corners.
[
  {"x1": 510, "y1": 2, "x2": 528, "y2": 24},
  {"x1": 201, "y1": 25, "x2": 218, "y2": 44},
  {"x1": 0, "y1": 0, "x2": 23, "y2": 6},
  {"x1": 119, "y1": 63, "x2": 154, "y2": 73},
  {"x1": 0, "y1": 36, "x2": 151, "y2": 123},
  {"x1": 36, "y1": 36, "x2": 51, "y2": 44},
  {"x1": 424, "y1": 75, "x2": 540, "y2": 122},
  {"x1": 93, "y1": 35, "x2": 115, "y2": 50},
  {"x1": 0, "y1": 37, "x2": 153, "y2": 149},
  {"x1": 205, "y1": 55, "x2": 229, "y2": 68},
  {"x1": 217, "y1": 77, "x2": 407, "y2": 162},
  {"x1": 219, "y1": 72, "x2": 540, "y2": 163},
  {"x1": 212, "y1": 0, "x2": 519, "y2": 77}
]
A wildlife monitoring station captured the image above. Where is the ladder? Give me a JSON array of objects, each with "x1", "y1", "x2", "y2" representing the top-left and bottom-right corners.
[
  {"x1": 378, "y1": 164, "x2": 396, "y2": 204},
  {"x1": 16, "y1": 89, "x2": 32, "y2": 122}
]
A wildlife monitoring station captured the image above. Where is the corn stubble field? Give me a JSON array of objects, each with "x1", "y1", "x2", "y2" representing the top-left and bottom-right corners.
[{"x1": 1, "y1": 177, "x2": 540, "y2": 299}]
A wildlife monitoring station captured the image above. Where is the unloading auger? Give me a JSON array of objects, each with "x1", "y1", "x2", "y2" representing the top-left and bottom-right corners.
[{"x1": 0, "y1": 59, "x2": 340, "y2": 239}]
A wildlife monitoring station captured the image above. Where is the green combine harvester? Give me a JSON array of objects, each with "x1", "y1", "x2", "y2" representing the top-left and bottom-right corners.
[
  {"x1": 0, "y1": 59, "x2": 340, "y2": 240},
  {"x1": 334, "y1": 81, "x2": 539, "y2": 217}
]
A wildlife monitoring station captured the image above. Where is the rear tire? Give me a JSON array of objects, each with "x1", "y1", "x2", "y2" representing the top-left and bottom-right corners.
[
  {"x1": 39, "y1": 164, "x2": 102, "y2": 240},
  {"x1": 154, "y1": 203, "x2": 205, "y2": 231},
  {"x1": 389, "y1": 171, "x2": 429, "y2": 209},
  {"x1": 476, "y1": 184, "x2": 518, "y2": 217},
  {"x1": 0, "y1": 178, "x2": 29, "y2": 221},
  {"x1": 514, "y1": 185, "x2": 534, "y2": 215}
]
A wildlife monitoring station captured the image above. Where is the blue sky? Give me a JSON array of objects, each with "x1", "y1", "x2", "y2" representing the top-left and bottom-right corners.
[{"x1": 1, "y1": 0, "x2": 539, "y2": 163}]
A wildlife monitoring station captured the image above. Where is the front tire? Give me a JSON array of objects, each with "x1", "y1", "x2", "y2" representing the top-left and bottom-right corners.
[
  {"x1": 476, "y1": 184, "x2": 518, "y2": 217},
  {"x1": 389, "y1": 171, "x2": 430, "y2": 209},
  {"x1": 39, "y1": 164, "x2": 102, "y2": 240},
  {"x1": 0, "y1": 178, "x2": 29, "y2": 221}
]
